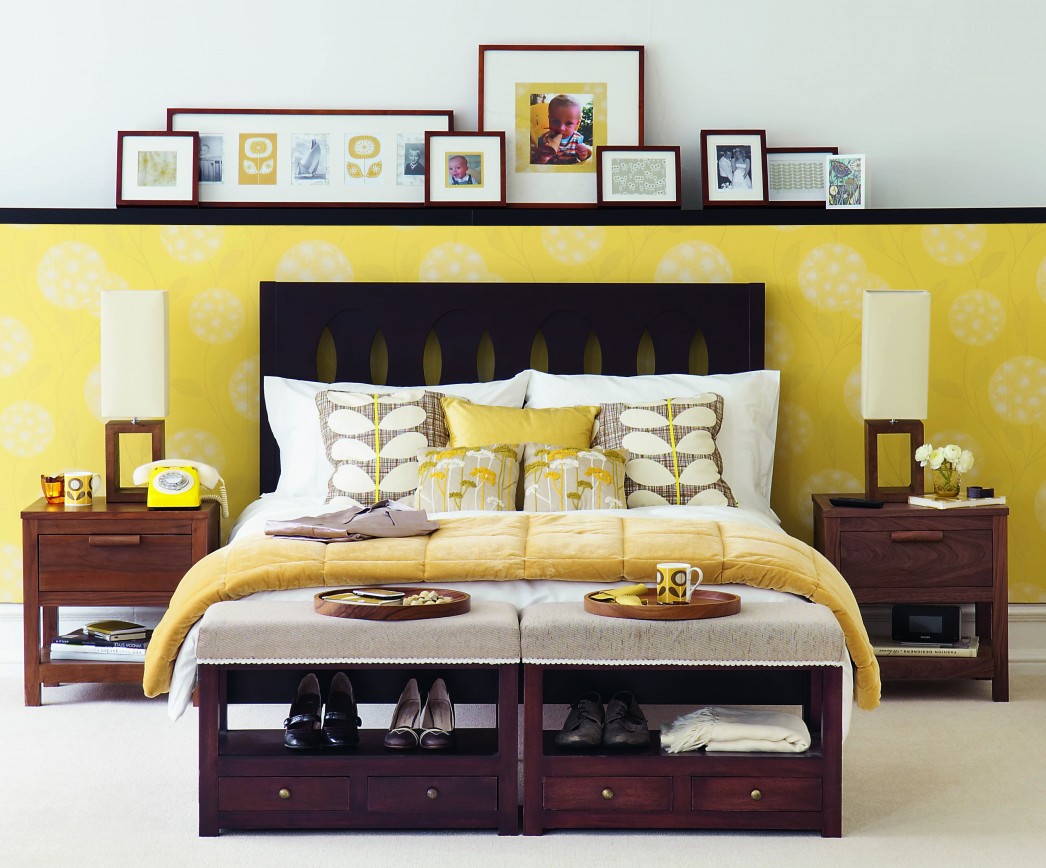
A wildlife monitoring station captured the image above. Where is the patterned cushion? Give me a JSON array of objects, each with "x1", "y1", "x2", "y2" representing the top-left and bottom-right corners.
[
  {"x1": 522, "y1": 444, "x2": 628, "y2": 512},
  {"x1": 415, "y1": 444, "x2": 522, "y2": 512},
  {"x1": 316, "y1": 389, "x2": 449, "y2": 506},
  {"x1": 593, "y1": 393, "x2": 737, "y2": 508}
]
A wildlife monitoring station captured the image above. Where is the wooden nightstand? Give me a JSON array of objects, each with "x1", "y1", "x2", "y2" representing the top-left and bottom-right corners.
[
  {"x1": 21, "y1": 498, "x2": 220, "y2": 706},
  {"x1": 812, "y1": 494, "x2": 1009, "y2": 701}
]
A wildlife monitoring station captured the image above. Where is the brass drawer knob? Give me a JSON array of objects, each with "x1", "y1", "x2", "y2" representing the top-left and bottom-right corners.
[
  {"x1": 750, "y1": 789, "x2": 762, "y2": 801},
  {"x1": 426, "y1": 787, "x2": 439, "y2": 800},
  {"x1": 602, "y1": 788, "x2": 615, "y2": 800},
  {"x1": 278, "y1": 788, "x2": 291, "y2": 800}
]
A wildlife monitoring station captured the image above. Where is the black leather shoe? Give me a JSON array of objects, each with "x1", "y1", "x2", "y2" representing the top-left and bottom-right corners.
[
  {"x1": 283, "y1": 673, "x2": 323, "y2": 750},
  {"x1": 555, "y1": 692, "x2": 604, "y2": 749},
  {"x1": 322, "y1": 672, "x2": 361, "y2": 748},
  {"x1": 603, "y1": 690, "x2": 650, "y2": 748}
]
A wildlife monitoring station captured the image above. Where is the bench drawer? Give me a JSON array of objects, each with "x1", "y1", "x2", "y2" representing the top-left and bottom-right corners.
[
  {"x1": 692, "y1": 776, "x2": 821, "y2": 811},
  {"x1": 218, "y1": 776, "x2": 350, "y2": 811},
  {"x1": 543, "y1": 776, "x2": 672, "y2": 812},
  {"x1": 367, "y1": 776, "x2": 498, "y2": 812}
]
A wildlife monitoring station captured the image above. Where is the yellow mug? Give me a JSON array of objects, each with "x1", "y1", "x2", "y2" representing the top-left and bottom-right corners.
[
  {"x1": 64, "y1": 470, "x2": 101, "y2": 507},
  {"x1": 656, "y1": 562, "x2": 703, "y2": 605}
]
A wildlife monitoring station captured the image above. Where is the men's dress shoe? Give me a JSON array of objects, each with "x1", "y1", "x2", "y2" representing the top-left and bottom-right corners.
[
  {"x1": 283, "y1": 673, "x2": 323, "y2": 750},
  {"x1": 555, "y1": 692, "x2": 604, "y2": 749},
  {"x1": 419, "y1": 677, "x2": 455, "y2": 750},
  {"x1": 603, "y1": 690, "x2": 650, "y2": 748},
  {"x1": 384, "y1": 678, "x2": 422, "y2": 749},
  {"x1": 322, "y1": 671, "x2": 361, "y2": 748}
]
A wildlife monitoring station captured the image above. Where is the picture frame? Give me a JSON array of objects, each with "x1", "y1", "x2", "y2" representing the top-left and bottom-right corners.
[
  {"x1": 766, "y1": 146, "x2": 839, "y2": 206},
  {"x1": 700, "y1": 130, "x2": 769, "y2": 206},
  {"x1": 116, "y1": 131, "x2": 199, "y2": 206},
  {"x1": 478, "y1": 44, "x2": 644, "y2": 206},
  {"x1": 596, "y1": 145, "x2": 681, "y2": 207},
  {"x1": 424, "y1": 131, "x2": 506, "y2": 206},
  {"x1": 166, "y1": 108, "x2": 453, "y2": 206},
  {"x1": 826, "y1": 153, "x2": 867, "y2": 209}
]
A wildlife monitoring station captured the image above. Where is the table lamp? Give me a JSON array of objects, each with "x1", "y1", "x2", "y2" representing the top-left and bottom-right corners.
[
  {"x1": 100, "y1": 290, "x2": 169, "y2": 502},
  {"x1": 861, "y1": 289, "x2": 931, "y2": 501}
]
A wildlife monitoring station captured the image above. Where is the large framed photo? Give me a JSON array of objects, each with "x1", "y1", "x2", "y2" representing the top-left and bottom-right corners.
[
  {"x1": 424, "y1": 131, "x2": 506, "y2": 206},
  {"x1": 766, "y1": 146, "x2": 838, "y2": 206},
  {"x1": 116, "y1": 131, "x2": 199, "y2": 206},
  {"x1": 166, "y1": 108, "x2": 453, "y2": 206},
  {"x1": 596, "y1": 145, "x2": 680, "y2": 207},
  {"x1": 826, "y1": 153, "x2": 866, "y2": 209},
  {"x1": 700, "y1": 130, "x2": 768, "y2": 206},
  {"x1": 478, "y1": 45, "x2": 644, "y2": 206}
]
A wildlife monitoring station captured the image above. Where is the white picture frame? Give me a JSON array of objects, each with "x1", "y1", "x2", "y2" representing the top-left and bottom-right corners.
[
  {"x1": 826, "y1": 153, "x2": 866, "y2": 209},
  {"x1": 596, "y1": 146, "x2": 681, "y2": 207},
  {"x1": 116, "y1": 131, "x2": 199, "y2": 206},
  {"x1": 766, "y1": 146, "x2": 838, "y2": 206}
]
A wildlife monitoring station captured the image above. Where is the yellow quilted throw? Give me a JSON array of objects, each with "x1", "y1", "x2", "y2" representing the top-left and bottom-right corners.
[{"x1": 143, "y1": 513, "x2": 880, "y2": 710}]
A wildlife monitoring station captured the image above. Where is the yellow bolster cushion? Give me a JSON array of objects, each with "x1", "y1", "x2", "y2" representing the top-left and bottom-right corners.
[{"x1": 442, "y1": 396, "x2": 599, "y2": 448}]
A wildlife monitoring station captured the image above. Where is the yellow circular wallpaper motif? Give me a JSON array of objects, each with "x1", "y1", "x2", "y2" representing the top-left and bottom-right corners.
[
  {"x1": 0, "y1": 317, "x2": 32, "y2": 376},
  {"x1": 37, "y1": 241, "x2": 111, "y2": 310},
  {"x1": 229, "y1": 357, "x2": 260, "y2": 421},
  {"x1": 798, "y1": 243, "x2": 874, "y2": 315},
  {"x1": 920, "y1": 224, "x2": 987, "y2": 266},
  {"x1": 989, "y1": 356, "x2": 1046, "y2": 424},
  {"x1": 0, "y1": 401, "x2": 54, "y2": 456},
  {"x1": 948, "y1": 289, "x2": 1005, "y2": 345},
  {"x1": 276, "y1": 240, "x2": 353, "y2": 281},
  {"x1": 167, "y1": 428, "x2": 226, "y2": 470},
  {"x1": 540, "y1": 227, "x2": 605, "y2": 265},
  {"x1": 160, "y1": 226, "x2": 224, "y2": 263},
  {"x1": 419, "y1": 242, "x2": 490, "y2": 281},
  {"x1": 189, "y1": 287, "x2": 245, "y2": 344},
  {"x1": 654, "y1": 241, "x2": 732, "y2": 283}
]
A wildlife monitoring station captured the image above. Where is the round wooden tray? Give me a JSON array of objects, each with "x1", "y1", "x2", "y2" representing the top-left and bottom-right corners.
[
  {"x1": 314, "y1": 587, "x2": 470, "y2": 621},
  {"x1": 583, "y1": 587, "x2": 740, "y2": 620}
]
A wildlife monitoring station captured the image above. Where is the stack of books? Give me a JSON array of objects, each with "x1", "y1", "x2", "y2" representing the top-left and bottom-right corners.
[{"x1": 49, "y1": 620, "x2": 152, "y2": 662}]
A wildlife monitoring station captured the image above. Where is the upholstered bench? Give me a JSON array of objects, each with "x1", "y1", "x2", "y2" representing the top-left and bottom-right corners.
[
  {"x1": 519, "y1": 601, "x2": 846, "y2": 837},
  {"x1": 195, "y1": 599, "x2": 520, "y2": 836}
]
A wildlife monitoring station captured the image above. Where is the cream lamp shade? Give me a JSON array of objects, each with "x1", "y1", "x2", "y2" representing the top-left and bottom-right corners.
[{"x1": 100, "y1": 290, "x2": 169, "y2": 502}]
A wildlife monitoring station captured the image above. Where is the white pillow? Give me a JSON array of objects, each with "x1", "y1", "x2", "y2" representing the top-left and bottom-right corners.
[
  {"x1": 265, "y1": 371, "x2": 531, "y2": 496},
  {"x1": 523, "y1": 369, "x2": 780, "y2": 519}
]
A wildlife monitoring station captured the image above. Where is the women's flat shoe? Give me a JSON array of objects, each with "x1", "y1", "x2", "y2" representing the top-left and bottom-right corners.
[
  {"x1": 283, "y1": 673, "x2": 324, "y2": 750},
  {"x1": 419, "y1": 677, "x2": 455, "y2": 750},
  {"x1": 322, "y1": 671, "x2": 361, "y2": 748},
  {"x1": 602, "y1": 690, "x2": 650, "y2": 748},
  {"x1": 555, "y1": 692, "x2": 604, "y2": 749},
  {"x1": 384, "y1": 678, "x2": 422, "y2": 749}
]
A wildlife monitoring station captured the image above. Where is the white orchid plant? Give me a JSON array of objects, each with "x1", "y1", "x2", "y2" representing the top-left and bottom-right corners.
[{"x1": 914, "y1": 442, "x2": 974, "y2": 474}]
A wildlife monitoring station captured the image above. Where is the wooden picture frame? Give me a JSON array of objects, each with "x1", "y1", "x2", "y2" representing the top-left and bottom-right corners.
[
  {"x1": 826, "y1": 153, "x2": 867, "y2": 209},
  {"x1": 596, "y1": 145, "x2": 681, "y2": 207},
  {"x1": 478, "y1": 45, "x2": 644, "y2": 206},
  {"x1": 700, "y1": 129, "x2": 769, "y2": 206},
  {"x1": 116, "y1": 131, "x2": 199, "y2": 206},
  {"x1": 766, "y1": 146, "x2": 839, "y2": 206},
  {"x1": 424, "y1": 131, "x2": 506, "y2": 206},
  {"x1": 166, "y1": 108, "x2": 453, "y2": 206}
]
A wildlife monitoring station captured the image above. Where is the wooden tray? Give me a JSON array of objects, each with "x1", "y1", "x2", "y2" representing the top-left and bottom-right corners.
[
  {"x1": 583, "y1": 587, "x2": 740, "y2": 620},
  {"x1": 315, "y1": 587, "x2": 470, "y2": 621}
]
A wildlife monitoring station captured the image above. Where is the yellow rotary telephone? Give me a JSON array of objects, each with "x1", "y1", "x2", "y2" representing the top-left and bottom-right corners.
[{"x1": 132, "y1": 460, "x2": 229, "y2": 517}]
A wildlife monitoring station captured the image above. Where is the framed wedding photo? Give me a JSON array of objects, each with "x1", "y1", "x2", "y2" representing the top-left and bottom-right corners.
[
  {"x1": 116, "y1": 131, "x2": 199, "y2": 206},
  {"x1": 596, "y1": 145, "x2": 680, "y2": 206},
  {"x1": 700, "y1": 129, "x2": 768, "y2": 206},
  {"x1": 826, "y1": 153, "x2": 866, "y2": 209},
  {"x1": 478, "y1": 44, "x2": 644, "y2": 206},
  {"x1": 424, "y1": 131, "x2": 506, "y2": 206},
  {"x1": 766, "y1": 146, "x2": 838, "y2": 206}
]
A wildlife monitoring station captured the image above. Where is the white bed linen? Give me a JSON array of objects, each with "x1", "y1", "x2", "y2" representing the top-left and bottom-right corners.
[{"x1": 166, "y1": 496, "x2": 853, "y2": 736}]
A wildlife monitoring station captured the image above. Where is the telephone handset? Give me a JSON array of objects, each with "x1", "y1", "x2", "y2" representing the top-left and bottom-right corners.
[{"x1": 132, "y1": 460, "x2": 229, "y2": 517}]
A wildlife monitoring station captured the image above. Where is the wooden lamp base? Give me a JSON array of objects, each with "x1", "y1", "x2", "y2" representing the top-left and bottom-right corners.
[
  {"x1": 864, "y1": 419, "x2": 923, "y2": 502},
  {"x1": 105, "y1": 419, "x2": 165, "y2": 503}
]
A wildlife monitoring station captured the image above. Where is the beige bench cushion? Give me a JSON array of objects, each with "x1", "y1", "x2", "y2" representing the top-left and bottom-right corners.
[
  {"x1": 197, "y1": 599, "x2": 520, "y2": 665},
  {"x1": 520, "y1": 601, "x2": 844, "y2": 666}
]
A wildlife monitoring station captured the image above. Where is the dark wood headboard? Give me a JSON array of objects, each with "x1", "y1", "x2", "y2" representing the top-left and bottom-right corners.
[{"x1": 259, "y1": 281, "x2": 765, "y2": 494}]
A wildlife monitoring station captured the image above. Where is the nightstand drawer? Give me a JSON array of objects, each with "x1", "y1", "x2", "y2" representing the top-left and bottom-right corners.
[
  {"x1": 38, "y1": 533, "x2": 194, "y2": 591},
  {"x1": 838, "y1": 529, "x2": 993, "y2": 588}
]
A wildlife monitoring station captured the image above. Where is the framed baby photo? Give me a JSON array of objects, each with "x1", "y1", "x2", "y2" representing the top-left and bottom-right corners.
[
  {"x1": 424, "y1": 131, "x2": 506, "y2": 206},
  {"x1": 700, "y1": 129, "x2": 769, "y2": 206},
  {"x1": 478, "y1": 44, "x2": 644, "y2": 206},
  {"x1": 116, "y1": 131, "x2": 199, "y2": 206},
  {"x1": 596, "y1": 146, "x2": 681, "y2": 207},
  {"x1": 826, "y1": 153, "x2": 866, "y2": 209},
  {"x1": 766, "y1": 146, "x2": 838, "y2": 206}
]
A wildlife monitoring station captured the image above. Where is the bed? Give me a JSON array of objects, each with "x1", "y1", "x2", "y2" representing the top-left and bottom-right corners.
[{"x1": 144, "y1": 280, "x2": 877, "y2": 732}]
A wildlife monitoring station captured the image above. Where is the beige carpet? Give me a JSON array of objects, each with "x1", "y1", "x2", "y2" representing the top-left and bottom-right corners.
[{"x1": 1, "y1": 673, "x2": 1044, "y2": 867}]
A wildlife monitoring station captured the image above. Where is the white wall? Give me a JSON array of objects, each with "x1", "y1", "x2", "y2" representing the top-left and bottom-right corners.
[{"x1": 1, "y1": 0, "x2": 1042, "y2": 209}]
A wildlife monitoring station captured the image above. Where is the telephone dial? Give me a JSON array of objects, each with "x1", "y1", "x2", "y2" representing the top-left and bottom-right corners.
[{"x1": 132, "y1": 460, "x2": 229, "y2": 517}]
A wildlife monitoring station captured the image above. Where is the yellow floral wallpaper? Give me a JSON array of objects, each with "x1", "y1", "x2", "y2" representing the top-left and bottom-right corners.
[{"x1": 1, "y1": 221, "x2": 1044, "y2": 604}]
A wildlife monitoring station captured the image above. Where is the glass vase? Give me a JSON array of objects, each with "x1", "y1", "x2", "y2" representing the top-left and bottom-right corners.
[{"x1": 932, "y1": 462, "x2": 961, "y2": 498}]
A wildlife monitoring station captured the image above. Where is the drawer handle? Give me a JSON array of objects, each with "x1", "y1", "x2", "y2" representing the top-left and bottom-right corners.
[
  {"x1": 750, "y1": 789, "x2": 762, "y2": 801},
  {"x1": 890, "y1": 531, "x2": 944, "y2": 543},
  {"x1": 426, "y1": 787, "x2": 439, "y2": 800},
  {"x1": 278, "y1": 788, "x2": 291, "y2": 800},
  {"x1": 601, "y1": 788, "x2": 615, "y2": 800},
  {"x1": 88, "y1": 535, "x2": 142, "y2": 546}
]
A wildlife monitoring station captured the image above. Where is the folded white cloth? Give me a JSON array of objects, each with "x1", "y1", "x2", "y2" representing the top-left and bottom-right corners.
[{"x1": 660, "y1": 706, "x2": 811, "y2": 754}]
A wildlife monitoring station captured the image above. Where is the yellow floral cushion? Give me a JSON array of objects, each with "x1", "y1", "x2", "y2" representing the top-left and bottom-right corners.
[
  {"x1": 415, "y1": 444, "x2": 522, "y2": 512},
  {"x1": 441, "y1": 396, "x2": 599, "y2": 448},
  {"x1": 522, "y1": 444, "x2": 628, "y2": 512}
]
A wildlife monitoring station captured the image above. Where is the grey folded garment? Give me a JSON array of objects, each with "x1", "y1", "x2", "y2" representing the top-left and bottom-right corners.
[
  {"x1": 660, "y1": 706, "x2": 812, "y2": 754},
  {"x1": 264, "y1": 500, "x2": 439, "y2": 542}
]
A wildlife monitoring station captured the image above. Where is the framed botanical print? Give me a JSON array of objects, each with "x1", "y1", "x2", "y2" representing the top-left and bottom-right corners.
[
  {"x1": 766, "y1": 146, "x2": 839, "y2": 206},
  {"x1": 596, "y1": 146, "x2": 681, "y2": 206},
  {"x1": 116, "y1": 131, "x2": 199, "y2": 206},
  {"x1": 826, "y1": 153, "x2": 866, "y2": 209},
  {"x1": 700, "y1": 129, "x2": 769, "y2": 206}
]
